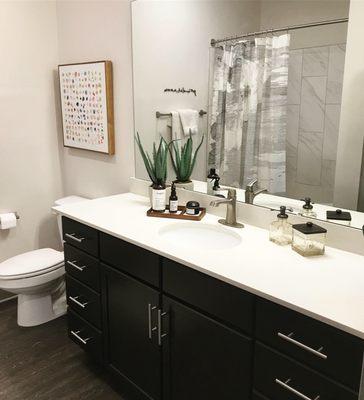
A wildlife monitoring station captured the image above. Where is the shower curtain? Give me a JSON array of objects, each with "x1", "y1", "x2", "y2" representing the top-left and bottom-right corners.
[{"x1": 208, "y1": 33, "x2": 290, "y2": 193}]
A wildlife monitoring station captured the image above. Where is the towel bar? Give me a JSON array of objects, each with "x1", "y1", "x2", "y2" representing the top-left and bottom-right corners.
[{"x1": 156, "y1": 110, "x2": 207, "y2": 118}]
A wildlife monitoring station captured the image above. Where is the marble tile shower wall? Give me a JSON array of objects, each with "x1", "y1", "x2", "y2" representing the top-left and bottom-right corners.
[{"x1": 286, "y1": 44, "x2": 346, "y2": 204}]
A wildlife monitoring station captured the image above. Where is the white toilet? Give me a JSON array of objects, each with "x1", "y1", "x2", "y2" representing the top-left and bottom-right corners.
[{"x1": 0, "y1": 196, "x2": 88, "y2": 327}]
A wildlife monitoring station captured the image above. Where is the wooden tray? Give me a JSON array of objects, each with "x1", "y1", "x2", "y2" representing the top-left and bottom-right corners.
[{"x1": 147, "y1": 206, "x2": 206, "y2": 221}]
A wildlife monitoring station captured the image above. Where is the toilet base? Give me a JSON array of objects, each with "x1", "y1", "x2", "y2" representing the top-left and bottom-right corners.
[{"x1": 17, "y1": 281, "x2": 67, "y2": 327}]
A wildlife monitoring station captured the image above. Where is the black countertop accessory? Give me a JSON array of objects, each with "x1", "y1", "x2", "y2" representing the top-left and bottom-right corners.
[
  {"x1": 301, "y1": 197, "x2": 314, "y2": 210},
  {"x1": 277, "y1": 206, "x2": 289, "y2": 219},
  {"x1": 292, "y1": 221, "x2": 327, "y2": 235},
  {"x1": 326, "y1": 209, "x2": 352, "y2": 221},
  {"x1": 186, "y1": 201, "x2": 200, "y2": 215}
]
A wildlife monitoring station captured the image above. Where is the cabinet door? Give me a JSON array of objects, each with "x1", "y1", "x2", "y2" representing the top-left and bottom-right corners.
[
  {"x1": 162, "y1": 295, "x2": 253, "y2": 400},
  {"x1": 104, "y1": 265, "x2": 161, "y2": 400}
]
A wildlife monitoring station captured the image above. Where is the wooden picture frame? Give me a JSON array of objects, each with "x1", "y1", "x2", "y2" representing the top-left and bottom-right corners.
[{"x1": 58, "y1": 60, "x2": 115, "y2": 155}]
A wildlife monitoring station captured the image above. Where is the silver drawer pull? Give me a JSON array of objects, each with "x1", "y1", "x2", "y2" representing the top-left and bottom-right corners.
[
  {"x1": 69, "y1": 296, "x2": 89, "y2": 309},
  {"x1": 148, "y1": 303, "x2": 157, "y2": 340},
  {"x1": 70, "y1": 330, "x2": 91, "y2": 345},
  {"x1": 65, "y1": 233, "x2": 85, "y2": 243},
  {"x1": 278, "y1": 332, "x2": 328, "y2": 360},
  {"x1": 157, "y1": 309, "x2": 168, "y2": 346},
  {"x1": 67, "y1": 260, "x2": 86, "y2": 272},
  {"x1": 276, "y1": 378, "x2": 320, "y2": 400}
]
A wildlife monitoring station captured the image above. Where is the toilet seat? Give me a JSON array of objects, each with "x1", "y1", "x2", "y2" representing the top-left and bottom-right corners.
[{"x1": 0, "y1": 248, "x2": 64, "y2": 280}]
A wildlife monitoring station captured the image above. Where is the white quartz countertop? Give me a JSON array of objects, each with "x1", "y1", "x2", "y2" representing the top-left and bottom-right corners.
[{"x1": 53, "y1": 193, "x2": 364, "y2": 340}]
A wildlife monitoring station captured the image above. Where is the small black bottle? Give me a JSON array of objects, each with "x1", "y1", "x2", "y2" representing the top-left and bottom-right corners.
[{"x1": 169, "y1": 183, "x2": 178, "y2": 213}]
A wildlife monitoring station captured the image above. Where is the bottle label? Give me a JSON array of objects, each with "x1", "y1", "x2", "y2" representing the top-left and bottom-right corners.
[
  {"x1": 152, "y1": 189, "x2": 166, "y2": 211},
  {"x1": 169, "y1": 200, "x2": 178, "y2": 212}
]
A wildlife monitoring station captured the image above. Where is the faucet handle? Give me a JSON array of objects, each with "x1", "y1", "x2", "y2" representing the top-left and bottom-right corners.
[{"x1": 246, "y1": 179, "x2": 258, "y2": 190}]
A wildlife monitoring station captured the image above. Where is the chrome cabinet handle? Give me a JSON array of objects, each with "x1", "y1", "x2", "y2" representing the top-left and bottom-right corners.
[
  {"x1": 69, "y1": 295, "x2": 89, "y2": 309},
  {"x1": 157, "y1": 309, "x2": 168, "y2": 346},
  {"x1": 148, "y1": 304, "x2": 157, "y2": 340},
  {"x1": 276, "y1": 378, "x2": 320, "y2": 400},
  {"x1": 66, "y1": 260, "x2": 87, "y2": 272},
  {"x1": 65, "y1": 233, "x2": 85, "y2": 243},
  {"x1": 278, "y1": 332, "x2": 328, "y2": 360},
  {"x1": 70, "y1": 330, "x2": 91, "y2": 345}
]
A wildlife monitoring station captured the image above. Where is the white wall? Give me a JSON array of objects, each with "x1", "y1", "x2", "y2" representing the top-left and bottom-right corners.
[
  {"x1": 334, "y1": 0, "x2": 364, "y2": 209},
  {"x1": 133, "y1": 0, "x2": 261, "y2": 182},
  {"x1": 56, "y1": 0, "x2": 135, "y2": 199},
  {"x1": 0, "y1": 2, "x2": 63, "y2": 262},
  {"x1": 259, "y1": 0, "x2": 349, "y2": 29}
]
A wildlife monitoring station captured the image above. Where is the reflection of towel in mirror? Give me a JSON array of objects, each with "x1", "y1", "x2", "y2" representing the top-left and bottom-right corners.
[
  {"x1": 171, "y1": 111, "x2": 183, "y2": 140},
  {"x1": 178, "y1": 109, "x2": 199, "y2": 136}
]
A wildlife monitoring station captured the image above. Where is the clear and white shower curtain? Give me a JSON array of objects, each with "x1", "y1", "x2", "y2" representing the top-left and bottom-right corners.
[{"x1": 208, "y1": 33, "x2": 290, "y2": 193}]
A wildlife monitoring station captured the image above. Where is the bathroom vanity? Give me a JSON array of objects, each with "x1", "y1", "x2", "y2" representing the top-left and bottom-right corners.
[{"x1": 55, "y1": 193, "x2": 364, "y2": 400}]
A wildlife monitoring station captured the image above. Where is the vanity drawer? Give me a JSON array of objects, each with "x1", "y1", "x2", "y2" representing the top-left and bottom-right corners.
[
  {"x1": 64, "y1": 243, "x2": 100, "y2": 291},
  {"x1": 66, "y1": 275, "x2": 101, "y2": 329},
  {"x1": 162, "y1": 258, "x2": 254, "y2": 334},
  {"x1": 68, "y1": 309, "x2": 102, "y2": 362},
  {"x1": 256, "y1": 299, "x2": 364, "y2": 391},
  {"x1": 254, "y1": 343, "x2": 358, "y2": 400},
  {"x1": 62, "y1": 217, "x2": 99, "y2": 257},
  {"x1": 100, "y1": 232, "x2": 160, "y2": 287}
]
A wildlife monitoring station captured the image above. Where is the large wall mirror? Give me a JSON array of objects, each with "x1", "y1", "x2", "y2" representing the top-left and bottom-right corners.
[{"x1": 132, "y1": 0, "x2": 364, "y2": 230}]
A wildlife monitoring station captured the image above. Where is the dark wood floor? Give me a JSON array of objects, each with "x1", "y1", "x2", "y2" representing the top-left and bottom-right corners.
[{"x1": 0, "y1": 299, "x2": 124, "y2": 399}]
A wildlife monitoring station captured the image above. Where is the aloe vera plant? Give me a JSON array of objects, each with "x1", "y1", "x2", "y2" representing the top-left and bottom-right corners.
[
  {"x1": 169, "y1": 134, "x2": 204, "y2": 183},
  {"x1": 135, "y1": 133, "x2": 168, "y2": 186}
]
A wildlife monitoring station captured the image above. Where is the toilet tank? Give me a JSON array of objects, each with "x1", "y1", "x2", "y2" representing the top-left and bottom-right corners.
[{"x1": 54, "y1": 196, "x2": 89, "y2": 243}]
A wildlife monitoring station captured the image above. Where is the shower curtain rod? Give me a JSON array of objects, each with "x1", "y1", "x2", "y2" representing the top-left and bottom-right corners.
[{"x1": 210, "y1": 17, "x2": 349, "y2": 46}]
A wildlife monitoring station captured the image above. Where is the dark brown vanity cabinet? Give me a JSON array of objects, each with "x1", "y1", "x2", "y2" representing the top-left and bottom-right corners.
[
  {"x1": 103, "y1": 265, "x2": 161, "y2": 400},
  {"x1": 162, "y1": 296, "x2": 253, "y2": 400},
  {"x1": 62, "y1": 217, "x2": 364, "y2": 400}
]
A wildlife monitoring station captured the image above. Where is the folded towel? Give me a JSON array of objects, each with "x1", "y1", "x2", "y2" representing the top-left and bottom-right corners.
[
  {"x1": 178, "y1": 109, "x2": 199, "y2": 136},
  {"x1": 171, "y1": 111, "x2": 183, "y2": 140}
]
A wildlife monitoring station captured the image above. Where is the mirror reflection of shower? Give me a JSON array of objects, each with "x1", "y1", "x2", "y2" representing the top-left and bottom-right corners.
[{"x1": 208, "y1": 18, "x2": 348, "y2": 206}]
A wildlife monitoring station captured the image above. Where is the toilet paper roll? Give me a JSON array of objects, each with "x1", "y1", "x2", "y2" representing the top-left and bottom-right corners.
[{"x1": 0, "y1": 213, "x2": 17, "y2": 230}]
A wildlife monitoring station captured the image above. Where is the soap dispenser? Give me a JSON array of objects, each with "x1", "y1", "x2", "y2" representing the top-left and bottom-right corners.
[
  {"x1": 300, "y1": 197, "x2": 317, "y2": 218},
  {"x1": 269, "y1": 206, "x2": 292, "y2": 246},
  {"x1": 207, "y1": 169, "x2": 219, "y2": 195}
]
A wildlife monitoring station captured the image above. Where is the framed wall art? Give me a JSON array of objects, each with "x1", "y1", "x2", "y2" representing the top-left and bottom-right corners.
[{"x1": 58, "y1": 60, "x2": 115, "y2": 155}]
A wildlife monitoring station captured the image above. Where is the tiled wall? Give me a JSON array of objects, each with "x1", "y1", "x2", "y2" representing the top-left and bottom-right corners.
[{"x1": 286, "y1": 44, "x2": 346, "y2": 204}]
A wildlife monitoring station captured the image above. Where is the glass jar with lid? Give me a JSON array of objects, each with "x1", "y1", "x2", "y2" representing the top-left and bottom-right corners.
[{"x1": 292, "y1": 222, "x2": 327, "y2": 256}]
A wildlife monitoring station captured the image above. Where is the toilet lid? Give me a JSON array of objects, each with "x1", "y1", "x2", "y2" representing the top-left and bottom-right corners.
[{"x1": 0, "y1": 248, "x2": 64, "y2": 279}]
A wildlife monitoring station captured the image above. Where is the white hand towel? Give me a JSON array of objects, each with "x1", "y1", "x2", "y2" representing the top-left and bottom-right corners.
[
  {"x1": 171, "y1": 111, "x2": 183, "y2": 140},
  {"x1": 178, "y1": 109, "x2": 199, "y2": 136}
]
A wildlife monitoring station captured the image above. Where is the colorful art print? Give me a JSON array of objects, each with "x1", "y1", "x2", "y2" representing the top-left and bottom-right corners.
[{"x1": 58, "y1": 61, "x2": 114, "y2": 154}]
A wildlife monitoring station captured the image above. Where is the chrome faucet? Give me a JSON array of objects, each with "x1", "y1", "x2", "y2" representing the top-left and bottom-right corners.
[
  {"x1": 245, "y1": 179, "x2": 268, "y2": 204},
  {"x1": 210, "y1": 189, "x2": 244, "y2": 228}
]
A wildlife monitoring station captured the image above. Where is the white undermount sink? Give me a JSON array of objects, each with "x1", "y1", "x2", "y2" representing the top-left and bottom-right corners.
[{"x1": 158, "y1": 222, "x2": 242, "y2": 250}]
